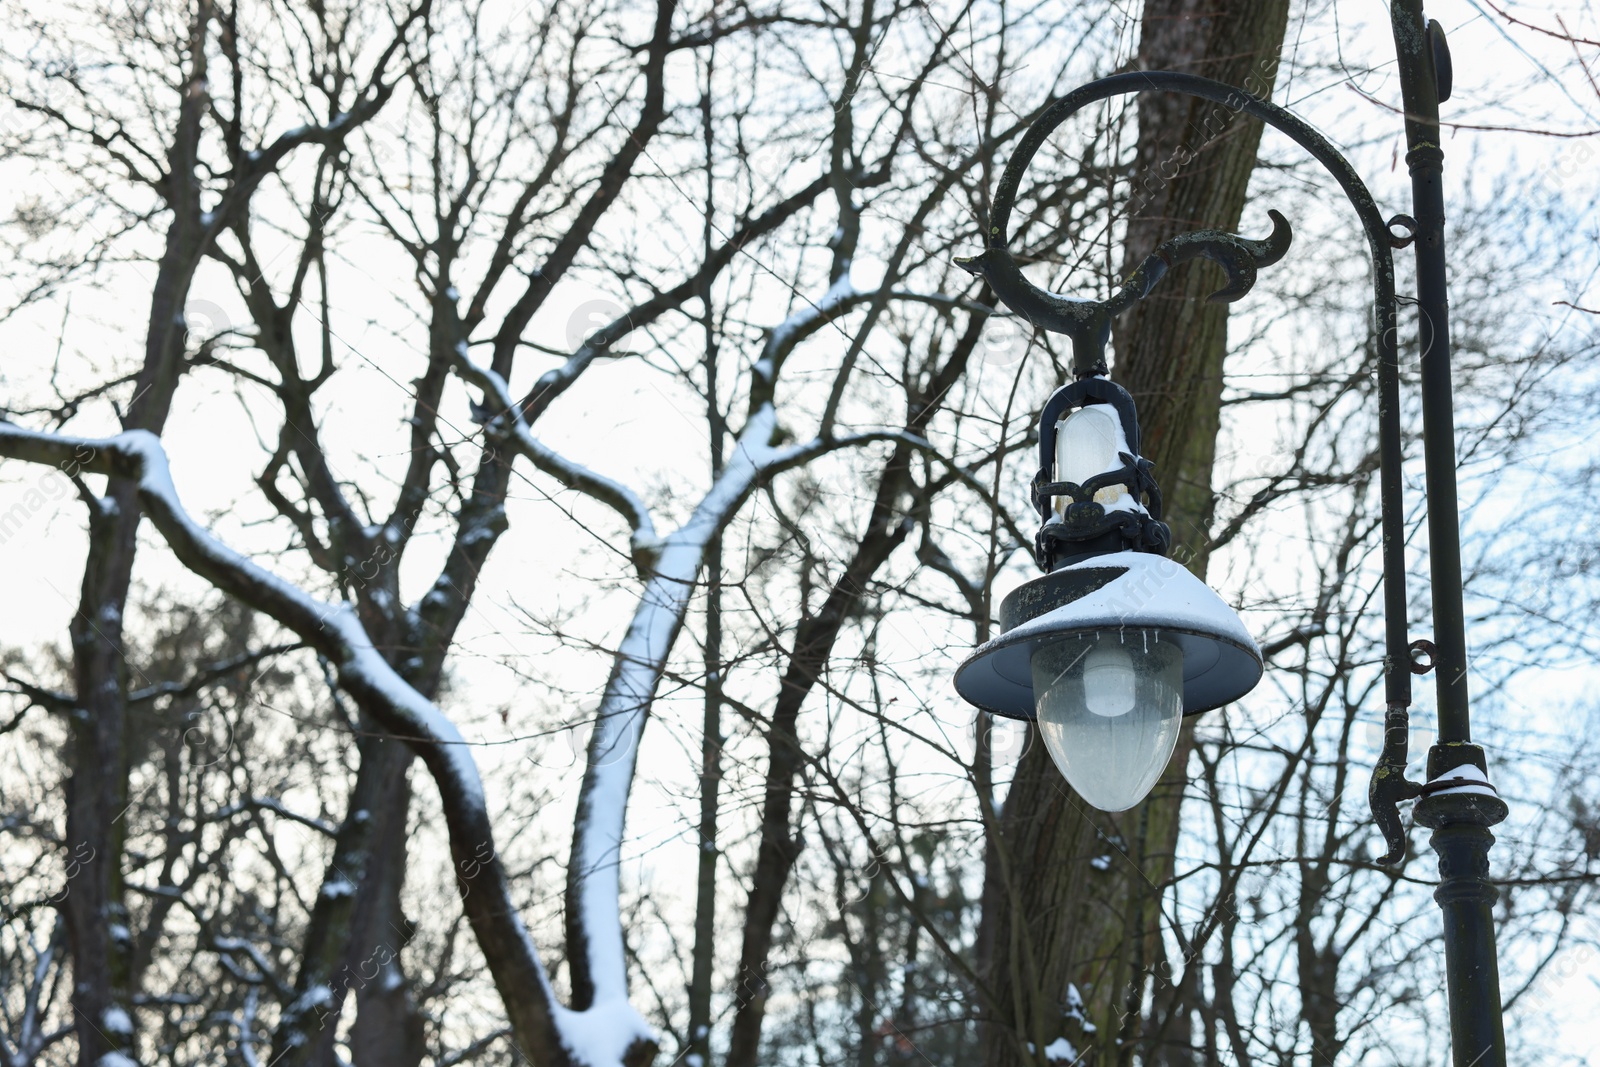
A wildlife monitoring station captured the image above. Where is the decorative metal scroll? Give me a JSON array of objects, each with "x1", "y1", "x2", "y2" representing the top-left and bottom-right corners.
[{"x1": 957, "y1": 211, "x2": 1293, "y2": 377}]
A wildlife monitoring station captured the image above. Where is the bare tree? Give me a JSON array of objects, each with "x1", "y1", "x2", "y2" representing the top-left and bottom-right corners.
[{"x1": 2, "y1": 2, "x2": 1598, "y2": 1067}]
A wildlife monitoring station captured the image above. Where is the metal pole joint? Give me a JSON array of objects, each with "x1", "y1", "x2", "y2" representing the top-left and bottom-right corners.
[{"x1": 1413, "y1": 742, "x2": 1508, "y2": 831}]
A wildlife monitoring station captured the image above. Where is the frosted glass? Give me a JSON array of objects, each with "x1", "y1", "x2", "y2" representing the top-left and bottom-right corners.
[
  {"x1": 1030, "y1": 632, "x2": 1184, "y2": 811},
  {"x1": 1054, "y1": 405, "x2": 1128, "y2": 513}
]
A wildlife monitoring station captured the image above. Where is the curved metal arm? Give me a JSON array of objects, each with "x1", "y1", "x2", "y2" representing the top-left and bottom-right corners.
[
  {"x1": 957, "y1": 210, "x2": 1293, "y2": 376},
  {"x1": 1106, "y1": 209, "x2": 1293, "y2": 312},
  {"x1": 962, "y1": 71, "x2": 1419, "y2": 863}
]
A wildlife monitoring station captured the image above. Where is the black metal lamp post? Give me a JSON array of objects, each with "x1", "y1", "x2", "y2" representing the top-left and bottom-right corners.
[{"x1": 953, "y1": 2, "x2": 1508, "y2": 1063}]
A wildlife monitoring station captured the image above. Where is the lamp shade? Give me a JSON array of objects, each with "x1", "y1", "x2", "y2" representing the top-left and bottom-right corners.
[{"x1": 954, "y1": 551, "x2": 1263, "y2": 721}]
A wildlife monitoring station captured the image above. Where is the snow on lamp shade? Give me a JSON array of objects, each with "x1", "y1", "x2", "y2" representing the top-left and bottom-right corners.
[
  {"x1": 1055, "y1": 405, "x2": 1129, "y2": 511},
  {"x1": 1029, "y1": 631, "x2": 1184, "y2": 811}
]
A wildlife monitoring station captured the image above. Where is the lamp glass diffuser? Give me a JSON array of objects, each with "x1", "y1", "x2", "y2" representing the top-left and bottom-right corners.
[
  {"x1": 1054, "y1": 405, "x2": 1128, "y2": 512},
  {"x1": 1030, "y1": 631, "x2": 1183, "y2": 811}
]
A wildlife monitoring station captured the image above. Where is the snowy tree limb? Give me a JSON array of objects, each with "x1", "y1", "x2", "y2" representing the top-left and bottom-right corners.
[
  {"x1": 451, "y1": 348, "x2": 661, "y2": 571},
  {"x1": 0, "y1": 422, "x2": 654, "y2": 1067},
  {"x1": 560, "y1": 390, "x2": 936, "y2": 1010}
]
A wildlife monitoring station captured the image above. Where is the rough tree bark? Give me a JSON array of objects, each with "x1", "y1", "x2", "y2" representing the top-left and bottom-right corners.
[
  {"x1": 59, "y1": 11, "x2": 212, "y2": 1060},
  {"x1": 979, "y1": 1, "x2": 1291, "y2": 1063}
]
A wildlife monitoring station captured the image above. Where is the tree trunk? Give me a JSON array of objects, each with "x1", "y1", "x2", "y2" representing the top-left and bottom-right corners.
[
  {"x1": 347, "y1": 745, "x2": 426, "y2": 1067},
  {"x1": 722, "y1": 446, "x2": 919, "y2": 1067},
  {"x1": 278, "y1": 628, "x2": 433, "y2": 1067},
  {"x1": 979, "y1": 3, "x2": 1290, "y2": 1064},
  {"x1": 686, "y1": 79, "x2": 724, "y2": 1067},
  {"x1": 65, "y1": 8, "x2": 212, "y2": 1062}
]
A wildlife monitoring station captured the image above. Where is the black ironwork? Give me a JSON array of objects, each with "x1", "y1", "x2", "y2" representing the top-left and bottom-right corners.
[
  {"x1": 1408, "y1": 638, "x2": 1439, "y2": 675},
  {"x1": 1430, "y1": 19, "x2": 1455, "y2": 102},
  {"x1": 1391, "y1": 3, "x2": 1506, "y2": 1063},
  {"x1": 1387, "y1": 214, "x2": 1419, "y2": 249},
  {"x1": 1027, "y1": 377, "x2": 1170, "y2": 569},
  {"x1": 956, "y1": 212, "x2": 1292, "y2": 378},
  {"x1": 961, "y1": 4, "x2": 1506, "y2": 1058}
]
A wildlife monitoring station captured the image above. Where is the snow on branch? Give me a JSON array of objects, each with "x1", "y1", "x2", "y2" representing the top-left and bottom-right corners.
[
  {"x1": 748, "y1": 281, "x2": 996, "y2": 418},
  {"x1": 751, "y1": 274, "x2": 864, "y2": 400},
  {"x1": 452, "y1": 345, "x2": 661, "y2": 571},
  {"x1": 563, "y1": 401, "x2": 784, "y2": 1011},
  {"x1": 762, "y1": 272, "x2": 860, "y2": 365},
  {"x1": 0, "y1": 421, "x2": 655, "y2": 1067},
  {"x1": 562, "y1": 397, "x2": 931, "y2": 1010}
]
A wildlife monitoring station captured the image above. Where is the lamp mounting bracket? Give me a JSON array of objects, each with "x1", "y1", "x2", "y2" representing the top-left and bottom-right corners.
[
  {"x1": 1387, "y1": 213, "x2": 1419, "y2": 249},
  {"x1": 956, "y1": 214, "x2": 1292, "y2": 379},
  {"x1": 1408, "y1": 638, "x2": 1438, "y2": 675}
]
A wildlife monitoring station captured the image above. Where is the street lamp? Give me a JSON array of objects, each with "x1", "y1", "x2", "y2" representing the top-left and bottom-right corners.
[
  {"x1": 952, "y1": 375, "x2": 1265, "y2": 811},
  {"x1": 951, "y1": 2, "x2": 1508, "y2": 1064}
]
